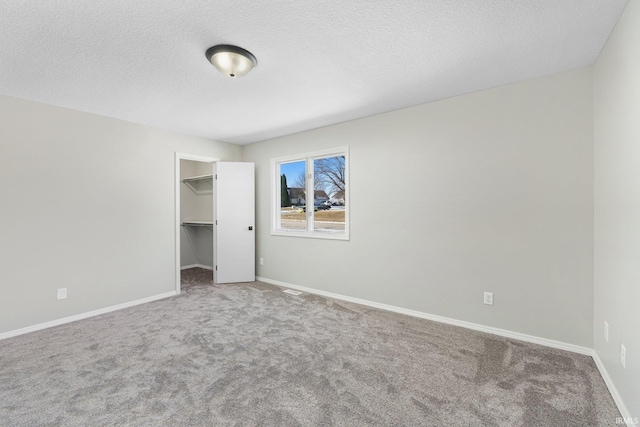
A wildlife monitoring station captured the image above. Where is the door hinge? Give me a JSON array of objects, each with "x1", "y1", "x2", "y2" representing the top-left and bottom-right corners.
[
  {"x1": 215, "y1": 174, "x2": 217, "y2": 180},
  {"x1": 215, "y1": 220, "x2": 218, "y2": 225},
  {"x1": 215, "y1": 266, "x2": 217, "y2": 271}
]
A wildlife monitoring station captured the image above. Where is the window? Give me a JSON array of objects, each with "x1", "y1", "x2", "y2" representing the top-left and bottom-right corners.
[{"x1": 272, "y1": 147, "x2": 349, "y2": 239}]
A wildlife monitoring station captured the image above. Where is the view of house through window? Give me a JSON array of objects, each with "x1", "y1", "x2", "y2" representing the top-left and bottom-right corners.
[{"x1": 273, "y1": 148, "x2": 348, "y2": 239}]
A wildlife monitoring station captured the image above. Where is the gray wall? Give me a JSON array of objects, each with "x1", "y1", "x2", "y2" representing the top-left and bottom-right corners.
[
  {"x1": 0, "y1": 94, "x2": 241, "y2": 334},
  {"x1": 244, "y1": 67, "x2": 594, "y2": 347},
  {"x1": 593, "y1": 0, "x2": 640, "y2": 417}
]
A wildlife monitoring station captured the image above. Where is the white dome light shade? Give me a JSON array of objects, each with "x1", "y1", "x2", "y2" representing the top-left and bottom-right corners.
[{"x1": 206, "y1": 45, "x2": 257, "y2": 78}]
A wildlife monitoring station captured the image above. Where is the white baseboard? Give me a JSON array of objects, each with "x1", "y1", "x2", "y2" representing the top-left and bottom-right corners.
[
  {"x1": 256, "y1": 276, "x2": 593, "y2": 356},
  {"x1": 181, "y1": 264, "x2": 213, "y2": 271},
  {"x1": 592, "y1": 351, "x2": 634, "y2": 425},
  {"x1": 0, "y1": 291, "x2": 177, "y2": 341}
]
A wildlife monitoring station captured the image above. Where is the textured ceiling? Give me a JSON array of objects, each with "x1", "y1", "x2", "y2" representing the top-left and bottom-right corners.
[{"x1": 0, "y1": 1, "x2": 629, "y2": 145}]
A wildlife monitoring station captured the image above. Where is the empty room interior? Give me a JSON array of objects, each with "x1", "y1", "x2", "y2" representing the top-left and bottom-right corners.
[{"x1": 1, "y1": 1, "x2": 639, "y2": 426}]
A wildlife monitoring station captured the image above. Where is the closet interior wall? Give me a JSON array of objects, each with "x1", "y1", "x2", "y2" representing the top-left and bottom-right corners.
[{"x1": 180, "y1": 159, "x2": 213, "y2": 270}]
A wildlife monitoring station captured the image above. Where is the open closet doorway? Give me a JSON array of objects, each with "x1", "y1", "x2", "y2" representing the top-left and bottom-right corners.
[{"x1": 175, "y1": 153, "x2": 255, "y2": 293}]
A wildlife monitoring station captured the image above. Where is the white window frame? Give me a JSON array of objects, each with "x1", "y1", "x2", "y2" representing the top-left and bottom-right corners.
[{"x1": 271, "y1": 146, "x2": 349, "y2": 240}]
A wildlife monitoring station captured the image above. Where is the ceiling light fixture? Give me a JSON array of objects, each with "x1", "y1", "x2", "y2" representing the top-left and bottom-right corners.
[{"x1": 205, "y1": 45, "x2": 257, "y2": 78}]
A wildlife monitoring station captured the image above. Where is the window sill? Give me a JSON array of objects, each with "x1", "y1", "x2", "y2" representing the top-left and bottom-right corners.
[{"x1": 271, "y1": 229, "x2": 349, "y2": 241}]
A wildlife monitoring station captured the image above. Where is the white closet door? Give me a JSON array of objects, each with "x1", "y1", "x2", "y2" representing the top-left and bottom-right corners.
[{"x1": 214, "y1": 162, "x2": 255, "y2": 283}]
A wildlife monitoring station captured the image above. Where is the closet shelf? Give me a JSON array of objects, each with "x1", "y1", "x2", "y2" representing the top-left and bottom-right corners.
[
  {"x1": 181, "y1": 174, "x2": 213, "y2": 183},
  {"x1": 182, "y1": 221, "x2": 213, "y2": 231},
  {"x1": 182, "y1": 221, "x2": 213, "y2": 227}
]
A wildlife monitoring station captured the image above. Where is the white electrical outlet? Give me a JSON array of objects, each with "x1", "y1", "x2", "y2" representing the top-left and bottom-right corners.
[
  {"x1": 57, "y1": 288, "x2": 67, "y2": 300},
  {"x1": 259, "y1": 257, "x2": 264, "y2": 266},
  {"x1": 604, "y1": 321, "x2": 609, "y2": 342},
  {"x1": 483, "y1": 292, "x2": 494, "y2": 305},
  {"x1": 621, "y1": 344, "x2": 626, "y2": 368}
]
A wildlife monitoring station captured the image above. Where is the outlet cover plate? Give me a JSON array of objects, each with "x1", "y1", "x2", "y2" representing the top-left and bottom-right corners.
[
  {"x1": 483, "y1": 292, "x2": 494, "y2": 305},
  {"x1": 57, "y1": 288, "x2": 67, "y2": 300}
]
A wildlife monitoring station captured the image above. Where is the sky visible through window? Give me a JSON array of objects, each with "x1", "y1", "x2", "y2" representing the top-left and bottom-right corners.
[{"x1": 280, "y1": 160, "x2": 305, "y2": 188}]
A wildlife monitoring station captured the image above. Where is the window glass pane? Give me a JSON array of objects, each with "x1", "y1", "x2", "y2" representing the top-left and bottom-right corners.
[
  {"x1": 279, "y1": 160, "x2": 307, "y2": 231},
  {"x1": 313, "y1": 155, "x2": 346, "y2": 233}
]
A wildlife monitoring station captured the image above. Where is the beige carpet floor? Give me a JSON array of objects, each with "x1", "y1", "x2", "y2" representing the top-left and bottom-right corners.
[{"x1": 0, "y1": 267, "x2": 621, "y2": 426}]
